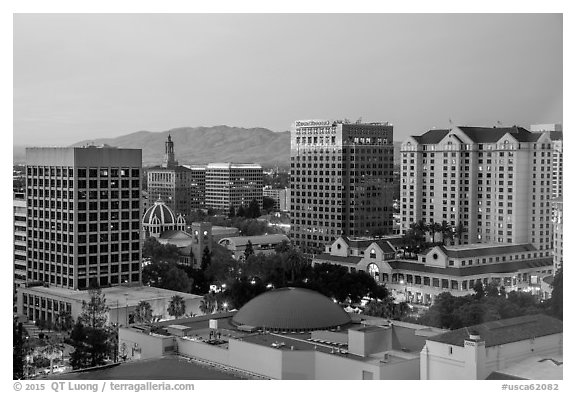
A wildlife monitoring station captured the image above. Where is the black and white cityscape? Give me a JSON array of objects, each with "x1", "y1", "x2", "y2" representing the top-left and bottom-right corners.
[{"x1": 12, "y1": 13, "x2": 563, "y2": 383}]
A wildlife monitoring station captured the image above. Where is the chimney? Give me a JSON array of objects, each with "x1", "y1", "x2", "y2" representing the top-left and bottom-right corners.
[{"x1": 463, "y1": 330, "x2": 486, "y2": 379}]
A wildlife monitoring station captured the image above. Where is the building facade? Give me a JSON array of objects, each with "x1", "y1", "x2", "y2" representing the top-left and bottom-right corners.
[
  {"x1": 421, "y1": 314, "x2": 563, "y2": 380},
  {"x1": 183, "y1": 165, "x2": 207, "y2": 210},
  {"x1": 401, "y1": 126, "x2": 554, "y2": 251},
  {"x1": 314, "y1": 237, "x2": 553, "y2": 305},
  {"x1": 263, "y1": 187, "x2": 290, "y2": 212},
  {"x1": 147, "y1": 135, "x2": 193, "y2": 218},
  {"x1": 290, "y1": 119, "x2": 395, "y2": 255},
  {"x1": 204, "y1": 163, "x2": 263, "y2": 212},
  {"x1": 530, "y1": 124, "x2": 562, "y2": 200},
  {"x1": 25, "y1": 146, "x2": 142, "y2": 290},
  {"x1": 14, "y1": 192, "x2": 27, "y2": 285},
  {"x1": 551, "y1": 198, "x2": 562, "y2": 274}
]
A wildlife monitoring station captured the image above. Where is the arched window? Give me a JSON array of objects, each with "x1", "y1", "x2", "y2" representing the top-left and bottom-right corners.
[{"x1": 367, "y1": 263, "x2": 380, "y2": 282}]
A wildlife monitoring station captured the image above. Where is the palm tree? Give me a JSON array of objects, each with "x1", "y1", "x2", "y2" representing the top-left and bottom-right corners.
[
  {"x1": 454, "y1": 222, "x2": 467, "y2": 244},
  {"x1": 427, "y1": 221, "x2": 442, "y2": 244},
  {"x1": 167, "y1": 295, "x2": 186, "y2": 319},
  {"x1": 440, "y1": 221, "x2": 454, "y2": 245},
  {"x1": 200, "y1": 292, "x2": 217, "y2": 314},
  {"x1": 133, "y1": 301, "x2": 153, "y2": 324}
]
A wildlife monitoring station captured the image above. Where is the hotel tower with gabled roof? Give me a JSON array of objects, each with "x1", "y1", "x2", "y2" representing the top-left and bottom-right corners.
[{"x1": 401, "y1": 126, "x2": 557, "y2": 252}]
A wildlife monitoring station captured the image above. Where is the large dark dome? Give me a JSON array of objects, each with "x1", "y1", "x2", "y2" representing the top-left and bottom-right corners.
[{"x1": 232, "y1": 287, "x2": 351, "y2": 331}]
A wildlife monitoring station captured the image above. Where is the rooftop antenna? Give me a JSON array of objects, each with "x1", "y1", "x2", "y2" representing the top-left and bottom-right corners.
[{"x1": 448, "y1": 118, "x2": 453, "y2": 126}]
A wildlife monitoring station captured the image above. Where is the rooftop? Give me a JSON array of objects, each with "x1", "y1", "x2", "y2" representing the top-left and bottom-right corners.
[
  {"x1": 427, "y1": 314, "x2": 563, "y2": 347},
  {"x1": 436, "y1": 243, "x2": 538, "y2": 259},
  {"x1": 487, "y1": 354, "x2": 563, "y2": 380},
  {"x1": 387, "y1": 257, "x2": 552, "y2": 277},
  {"x1": 22, "y1": 285, "x2": 202, "y2": 307},
  {"x1": 218, "y1": 234, "x2": 289, "y2": 247}
]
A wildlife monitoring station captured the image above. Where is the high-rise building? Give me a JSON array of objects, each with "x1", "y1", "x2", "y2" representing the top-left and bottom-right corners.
[
  {"x1": 290, "y1": 119, "x2": 395, "y2": 255},
  {"x1": 25, "y1": 146, "x2": 142, "y2": 290},
  {"x1": 182, "y1": 165, "x2": 207, "y2": 210},
  {"x1": 204, "y1": 163, "x2": 263, "y2": 212},
  {"x1": 531, "y1": 124, "x2": 562, "y2": 199},
  {"x1": 551, "y1": 197, "x2": 562, "y2": 274},
  {"x1": 14, "y1": 192, "x2": 27, "y2": 285},
  {"x1": 147, "y1": 135, "x2": 193, "y2": 218},
  {"x1": 400, "y1": 126, "x2": 554, "y2": 251}
]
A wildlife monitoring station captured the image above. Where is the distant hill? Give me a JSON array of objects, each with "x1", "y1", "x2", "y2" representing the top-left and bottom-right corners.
[
  {"x1": 14, "y1": 127, "x2": 405, "y2": 167},
  {"x1": 72, "y1": 126, "x2": 291, "y2": 167}
]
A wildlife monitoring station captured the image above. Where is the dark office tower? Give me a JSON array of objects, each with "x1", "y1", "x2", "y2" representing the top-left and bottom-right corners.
[
  {"x1": 290, "y1": 119, "x2": 395, "y2": 255},
  {"x1": 147, "y1": 135, "x2": 193, "y2": 218},
  {"x1": 183, "y1": 165, "x2": 207, "y2": 209},
  {"x1": 25, "y1": 146, "x2": 142, "y2": 290}
]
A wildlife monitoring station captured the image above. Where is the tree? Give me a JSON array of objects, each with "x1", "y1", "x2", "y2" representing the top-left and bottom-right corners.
[
  {"x1": 247, "y1": 198, "x2": 261, "y2": 219},
  {"x1": 13, "y1": 321, "x2": 24, "y2": 379},
  {"x1": 167, "y1": 295, "x2": 186, "y2": 319},
  {"x1": 427, "y1": 221, "x2": 442, "y2": 244},
  {"x1": 201, "y1": 246, "x2": 212, "y2": 271},
  {"x1": 142, "y1": 237, "x2": 180, "y2": 263},
  {"x1": 69, "y1": 321, "x2": 90, "y2": 370},
  {"x1": 228, "y1": 205, "x2": 236, "y2": 218},
  {"x1": 163, "y1": 266, "x2": 193, "y2": 293},
  {"x1": 200, "y1": 292, "x2": 218, "y2": 314},
  {"x1": 485, "y1": 281, "x2": 501, "y2": 297},
  {"x1": 79, "y1": 286, "x2": 109, "y2": 329},
  {"x1": 440, "y1": 220, "x2": 454, "y2": 245},
  {"x1": 550, "y1": 267, "x2": 563, "y2": 320},
  {"x1": 454, "y1": 222, "x2": 467, "y2": 244},
  {"x1": 244, "y1": 241, "x2": 255, "y2": 260},
  {"x1": 262, "y1": 196, "x2": 276, "y2": 212},
  {"x1": 236, "y1": 205, "x2": 246, "y2": 218},
  {"x1": 55, "y1": 310, "x2": 73, "y2": 332},
  {"x1": 134, "y1": 301, "x2": 153, "y2": 324},
  {"x1": 274, "y1": 240, "x2": 292, "y2": 254},
  {"x1": 363, "y1": 299, "x2": 409, "y2": 320},
  {"x1": 472, "y1": 281, "x2": 485, "y2": 300}
]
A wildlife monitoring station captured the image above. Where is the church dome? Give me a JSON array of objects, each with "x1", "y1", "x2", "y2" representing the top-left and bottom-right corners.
[
  {"x1": 142, "y1": 198, "x2": 177, "y2": 226},
  {"x1": 232, "y1": 287, "x2": 352, "y2": 331}
]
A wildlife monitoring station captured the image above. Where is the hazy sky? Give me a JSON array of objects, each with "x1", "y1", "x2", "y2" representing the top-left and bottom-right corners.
[{"x1": 13, "y1": 13, "x2": 562, "y2": 146}]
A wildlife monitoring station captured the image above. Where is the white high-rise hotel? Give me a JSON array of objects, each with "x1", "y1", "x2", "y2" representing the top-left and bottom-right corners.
[{"x1": 401, "y1": 126, "x2": 560, "y2": 252}]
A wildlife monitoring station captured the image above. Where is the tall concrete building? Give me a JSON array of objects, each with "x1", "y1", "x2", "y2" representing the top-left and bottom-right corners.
[
  {"x1": 400, "y1": 126, "x2": 554, "y2": 251},
  {"x1": 147, "y1": 135, "x2": 193, "y2": 218},
  {"x1": 14, "y1": 192, "x2": 27, "y2": 285},
  {"x1": 531, "y1": 124, "x2": 562, "y2": 199},
  {"x1": 551, "y1": 197, "x2": 563, "y2": 274},
  {"x1": 204, "y1": 163, "x2": 263, "y2": 212},
  {"x1": 25, "y1": 146, "x2": 142, "y2": 290},
  {"x1": 290, "y1": 119, "x2": 395, "y2": 255}
]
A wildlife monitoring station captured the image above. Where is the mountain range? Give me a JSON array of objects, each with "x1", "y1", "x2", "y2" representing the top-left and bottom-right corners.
[{"x1": 14, "y1": 126, "x2": 403, "y2": 167}]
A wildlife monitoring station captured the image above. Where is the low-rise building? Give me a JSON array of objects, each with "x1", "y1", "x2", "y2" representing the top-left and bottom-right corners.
[
  {"x1": 118, "y1": 287, "x2": 445, "y2": 379},
  {"x1": 17, "y1": 285, "x2": 203, "y2": 326},
  {"x1": 218, "y1": 234, "x2": 290, "y2": 261},
  {"x1": 315, "y1": 237, "x2": 553, "y2": 304},
  {"x1": 421, "y1": 314, "x2": 563, "y2": 380}
]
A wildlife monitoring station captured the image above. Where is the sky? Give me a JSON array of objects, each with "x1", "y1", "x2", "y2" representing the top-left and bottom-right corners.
[{"x1": 13, "y1": 13, "x2": 563, "y2": 146}]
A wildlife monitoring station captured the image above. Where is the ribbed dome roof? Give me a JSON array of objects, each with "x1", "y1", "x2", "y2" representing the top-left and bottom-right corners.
[
  {"x1": 142, "y1": 198, "x2": 176, "y2": 225},
  {"x1": 232, "y1": 287, "x2": 351, "y2": 331}
]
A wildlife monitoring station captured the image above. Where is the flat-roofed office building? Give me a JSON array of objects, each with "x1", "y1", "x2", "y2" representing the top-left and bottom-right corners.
[
  {"x1": 205, "y1": 163, "x2": 263, "y2": 212},
  {"x1": 290, "y1": 119, "x2": 395, "y2": 254},
  {"x1": 25, "y1": 146, "x2": 142, "y2": 290}
]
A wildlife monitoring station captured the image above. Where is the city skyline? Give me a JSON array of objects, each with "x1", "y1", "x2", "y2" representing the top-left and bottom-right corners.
[{"x1": 14, "y1": 13, "x2": 562, "y2": 146}]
